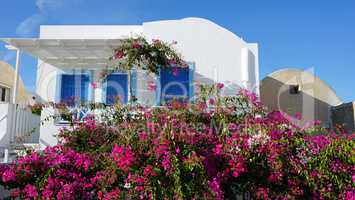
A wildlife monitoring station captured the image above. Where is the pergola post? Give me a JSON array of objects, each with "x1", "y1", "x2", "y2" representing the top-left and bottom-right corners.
[
  {"x1": 12, "y1": 49, "x2": 21, "y2": 104},
  {"x1": 9, "y1": 48, "x2": 21, "y2": 144}
]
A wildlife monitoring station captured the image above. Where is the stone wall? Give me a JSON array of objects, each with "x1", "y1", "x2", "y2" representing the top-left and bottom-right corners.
[{"x1": 331, "y1": 102, "x2": 355, "y2": 133}]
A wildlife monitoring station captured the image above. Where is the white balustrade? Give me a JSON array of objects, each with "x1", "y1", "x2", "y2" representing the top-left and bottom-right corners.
[{"x1": 0, "y1": 103, "x2": 40, "y2": 163}]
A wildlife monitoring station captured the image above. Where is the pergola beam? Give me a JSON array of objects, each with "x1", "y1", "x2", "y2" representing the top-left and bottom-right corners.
[{"x1": 1, "y1": 38, "x2": 122, "y2": 69}]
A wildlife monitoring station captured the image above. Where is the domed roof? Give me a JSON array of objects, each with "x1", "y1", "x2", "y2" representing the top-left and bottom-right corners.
[{"x1": 260, "y1": 68, "x2": 342, "y2": 126}]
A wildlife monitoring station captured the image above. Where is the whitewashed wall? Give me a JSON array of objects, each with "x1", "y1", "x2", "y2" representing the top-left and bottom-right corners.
[
  {"x1": 37, "y1": 17, "x2": 259, "y2": 147},
  {"x1": 39, "y1": 107, "x2": 67, "y2": 148}
]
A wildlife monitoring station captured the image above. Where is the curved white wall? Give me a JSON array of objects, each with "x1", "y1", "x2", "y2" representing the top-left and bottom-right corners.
[{"x1": 143, "y1": 18, "x2": 259, "y2": 94}]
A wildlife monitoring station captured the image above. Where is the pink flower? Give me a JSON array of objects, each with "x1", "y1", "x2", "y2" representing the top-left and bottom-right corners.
[
  {"x1": 267, "y1": 172, "x2": 283, "y2": 183},
  {"x1": 42, "y1": 188, "x2": 54, "y2": 199},
  {"x1": 111, "y1": 144, "x2": 135, "y2": 171},
  {"x1": 168, "y1": 59, "x2": 177, "y2": 65},
  {"x1": 229, "y1": 157, "x2": 246, "y2": 177},
  {"x1": 139, "y1": 131, "x2": 149, "y2": 141},
  {"x1": 213, "y1": 144, "x2": 223, "y2": 155},
  {"x1": 313, "y1": 120, "x2": 321, "y2": 126},
  {"x1": 152, "y1": 39, "x2": 161, "y2": 44},
  {"x1": 98, "y1": 191, "x2": 103, "y2": 200},
  {"x1": 115, "y1": 50, "x2": 124, "y2": 59},
  {"x1": 84, "y1": 117, "x2": 97, "y2": 130},
  {"x1": 198, "y1": 102, "x2": 207, "y2": 110},
  {"x1": 172, "y1": 67, "x2": 179, "y2": 76},
  {"x1": 136, "y1": 177, "x2": 145, "y2": 185},
  {"x1": 344, "y1": 190, "x2": 355, "y2": 200},
  {"x1": 294, "y1": 112, "x2": 302, "y2": 120},
  {"x1": 256, "y1": 187, "x2": 269, "y2": 200},
  {"x1": 228, "y1": 123, "x2": 237, "y2": 131},
  {"x1": 154, "y1": 139, "x2": 170, "y2": 159},
  {"x1": 91, "y1": 82, "x2": 98, "y2": 89},
  {"x1": 175, "y1": 147, "x2": 181, "y2": 154},
  {"x1": 136, "y1": 185, "x2": 145, "y2": 192},
  {"x1": 74, "y1": 154, "x2": 92, "y2": 172},
  {"x1": 238, "y1": 89, "x2": 262, "y2": 108},
  {"x1": 208, "y1": 177, "x2": 224, "y2": 200},
  {"x1": 181, "y1": 61, "x2": 189, "y2": 68},
  {"x1": 103, "y1": 189, "x2": 120, "y2": 200},
  {"x1": 208, "y1": 98, "x2": 215, "y2": 105},
  {"x1": 24, "y1": 184, "x2": 38, "y2": 198},
  {"x1": 216, "y1": 83, "x2": 224, "y2": 90},
  {"x1": 143, "y1": 165, "x2": 154, "y2": 176},
  {"x1": 162, "y1": 155, "x2": 171, "y2": 172},
  {"x1": 147, "y1": 81, "x2": 157, "y2": 91},
  {"x1": 2, "y1": 169, "x2": 16, "y2": 182},
  {"x1": 132, "y1": 41, "x2": 142, "y2": 49}
]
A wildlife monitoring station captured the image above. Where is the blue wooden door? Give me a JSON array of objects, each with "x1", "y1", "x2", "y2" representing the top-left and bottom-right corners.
[
  {"x1": 105, "y1": 73, "x2": 128, "y2": 105},
  {"x1": 160, "y1": 67, "x2": 190, "y2": 103},
  {"x1": 60, "y1": 74, "x2": 90, "y2": 105}
]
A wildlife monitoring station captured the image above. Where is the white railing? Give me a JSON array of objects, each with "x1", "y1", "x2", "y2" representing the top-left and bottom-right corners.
[{"x1": 0, "y1": 103, "x2": 41, "y2": 163}]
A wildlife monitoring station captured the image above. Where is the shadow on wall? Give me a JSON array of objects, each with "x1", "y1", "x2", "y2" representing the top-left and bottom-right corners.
[
  {"x1": 248, "y1": 49, "x2": 257, "y2": 89},
  {"x1": 260, "y1": 77, "x2": 335, "y2": 128},
  {"x1": 194, "y1": 72, "x2": 247, "y2": 96},
  {"x1": 331, "y1": 102, "x2": 355, "y2": 133}
]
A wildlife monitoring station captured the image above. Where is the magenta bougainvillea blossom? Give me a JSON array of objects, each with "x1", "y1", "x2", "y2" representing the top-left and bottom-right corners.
[
  {"x1": 111, "y1": 145, "x2": 135, "y2": 172},
  {"x1": 109, "y1": 37, "x2": 187, "y2": 75},
  {"x1": 0, "y1": 85, "x2": 354, "y2": 199}
]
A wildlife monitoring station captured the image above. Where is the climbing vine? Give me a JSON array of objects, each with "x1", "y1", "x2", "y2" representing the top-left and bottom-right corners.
[{"x1": 106, "y1": 36, "x2": 187, "y2": 76}]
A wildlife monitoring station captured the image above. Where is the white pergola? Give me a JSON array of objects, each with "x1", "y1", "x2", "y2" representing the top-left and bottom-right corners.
[{"x1": 1, "y1": 38, "x2": 123, "y2": 103}]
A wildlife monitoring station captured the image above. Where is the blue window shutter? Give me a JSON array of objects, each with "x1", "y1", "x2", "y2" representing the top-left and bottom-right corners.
[
  {"x1": 80, "y1": 75, "x2": 90, "y2": 102},
  {"x1": 60, "y1": 74, "x2": 75, "y2": 105},
  {"x1": 105, "y1": 73, "x2": 128, "y2": 105},
  {"x1": 160, "y1": 67, "x2": 190, "y2": 104},
  {"x1": 60, "y1": 74, "x2": 90, "y2": 105}
]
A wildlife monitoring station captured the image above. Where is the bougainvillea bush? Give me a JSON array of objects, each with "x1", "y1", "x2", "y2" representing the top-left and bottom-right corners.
[
  {"x1": 1, "y1": 85, "x2": 354, "y2": 200},
  {"x1": 106, "y1": 36, "x2": 187, "y2": 76}
]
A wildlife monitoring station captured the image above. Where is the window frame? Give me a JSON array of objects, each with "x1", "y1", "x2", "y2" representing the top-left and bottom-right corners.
[
  {"x1": 56, "y1": 70, "x2": 93, "y2": 105},
  {"x1": 289, "y1": 84, "x2": 300, "y2": 95},
  {"x1": 103, "y1": 71, "x2": 129, "y2": 105},
  {"x1": 157, "y1": 62, "x2": 195, "y2": 105},
  {"x1": 0, "y1": 84, "x2": 10, "y2": 103}
]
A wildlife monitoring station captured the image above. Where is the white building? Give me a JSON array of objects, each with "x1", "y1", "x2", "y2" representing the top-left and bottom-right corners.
[{"x1": 2, "y1": 17, "x2": 259, "y2": 148}]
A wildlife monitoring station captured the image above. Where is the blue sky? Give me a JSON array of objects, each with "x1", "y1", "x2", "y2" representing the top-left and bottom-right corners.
[{"x1": 0, "y1": 0, "x2": 354, "y2": 102}]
